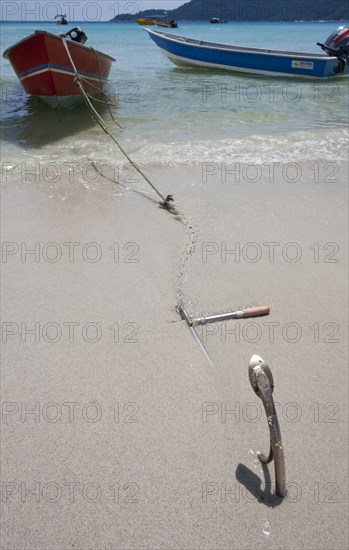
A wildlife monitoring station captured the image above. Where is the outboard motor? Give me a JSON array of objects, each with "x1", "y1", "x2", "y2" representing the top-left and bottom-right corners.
[
  {"x1": 317, "y1": 26, "x2": 349, "y2": 73},
  {"x1": 64, "y1": 27, "x2": 87, "y2": 44}
]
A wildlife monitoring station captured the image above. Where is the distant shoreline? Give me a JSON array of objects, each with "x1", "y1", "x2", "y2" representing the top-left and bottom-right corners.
[{"x1": 1, "y1": 19, "x2": 348, "y2": 23}]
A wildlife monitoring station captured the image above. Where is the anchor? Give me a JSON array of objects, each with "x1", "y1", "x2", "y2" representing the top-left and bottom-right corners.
[
  {"x1": 177, "y1": 305, "x2": 286, "y2": 498},
  {"x1": 176, "y1": 304, "x2": 270, "y2": 366},
  {"x1": 248, "y1": 354, "x2": 286, "y2": 498}
]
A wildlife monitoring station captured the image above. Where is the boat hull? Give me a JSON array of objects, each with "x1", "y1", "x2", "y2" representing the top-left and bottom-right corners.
[
  {"x1": 155, "y1": 21, "x2": 178, "y2": 29},
  {"x1": 3, "y1": 31, "x2": 115, "y2": 103},
  {"x1": 146, "y1": 29, "x2": 348, "y2": 78},
  {"x1": 136, "y1": 19, "x2": 155, "y2": 25}
]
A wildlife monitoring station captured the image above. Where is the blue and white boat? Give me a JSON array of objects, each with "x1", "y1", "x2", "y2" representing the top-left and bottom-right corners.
[{"x1": 145, "y1": 26, "x2": 349, "y2": 78}]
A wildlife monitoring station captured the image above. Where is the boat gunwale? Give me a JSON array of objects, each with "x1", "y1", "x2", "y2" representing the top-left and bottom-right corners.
[
  {"x1": 3, "y1": 30, "x2": 116, "y2": 62},
  {"x1": 145, "y1": 28, "x2": 336, "y2": 61}
]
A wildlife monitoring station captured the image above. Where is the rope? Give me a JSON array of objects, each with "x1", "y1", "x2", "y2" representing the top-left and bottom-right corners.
[
  {"x1": 62, "y1": 37, "x2": 177, "y2": 214},
  {"x1": 89, "y1": 160, "x2": 159, "y2": 205},
  {"x1": 177, "y1": 222, "x2": 197, "y2": 309},
  {"x1": 90, "y1": 46, "x2": 121, "y2": 128},
  {"x1": 61, "y1": 37, "x2": 206, "y2": 360}
]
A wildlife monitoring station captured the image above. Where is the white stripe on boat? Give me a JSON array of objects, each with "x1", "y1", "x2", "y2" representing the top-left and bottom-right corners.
[{"x1": 20, "y1": 67, "x2": 106, "y2": 82}]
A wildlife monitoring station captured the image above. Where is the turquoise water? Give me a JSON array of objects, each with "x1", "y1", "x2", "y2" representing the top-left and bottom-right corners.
[{"x1": 1, "y1": 21, "x2": 348, "y2": 165}]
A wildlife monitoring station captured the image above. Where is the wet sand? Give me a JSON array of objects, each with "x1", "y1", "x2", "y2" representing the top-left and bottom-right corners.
[{"x1": 1, "y1": 160, "x2": 348, "y2": 548}]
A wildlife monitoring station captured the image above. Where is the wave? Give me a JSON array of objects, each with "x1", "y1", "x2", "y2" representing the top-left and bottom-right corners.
[
  {"x1": 130, "y1": 129, "x2": 349, "y2": 166},
  {"x1": 2, "y1": 129, "x2": 347, "y2": 180}
]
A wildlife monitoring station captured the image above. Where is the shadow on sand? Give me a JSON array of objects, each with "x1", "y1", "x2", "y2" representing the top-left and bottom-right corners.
[{"x1": 235, "y1": 463, "x2": 284, "y2": 507}]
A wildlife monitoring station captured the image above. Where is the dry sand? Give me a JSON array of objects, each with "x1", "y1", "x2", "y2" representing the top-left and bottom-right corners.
[{"x1": 1, "y1": 159, "x2": 348, "y2": 549}]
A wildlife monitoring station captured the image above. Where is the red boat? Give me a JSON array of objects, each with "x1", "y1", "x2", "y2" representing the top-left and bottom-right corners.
[{"x1": 3, "y1": 28, "x2": 116, "y2": 108}]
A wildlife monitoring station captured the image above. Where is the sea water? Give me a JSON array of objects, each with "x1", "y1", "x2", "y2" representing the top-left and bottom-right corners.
[{"x1": 1, "y1": 21, "x2": 348, "y2": 169}]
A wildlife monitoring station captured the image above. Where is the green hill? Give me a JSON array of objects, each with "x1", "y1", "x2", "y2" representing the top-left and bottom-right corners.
[{"x1": 110, "y1": 0, "x2": 348, "y2": 22}]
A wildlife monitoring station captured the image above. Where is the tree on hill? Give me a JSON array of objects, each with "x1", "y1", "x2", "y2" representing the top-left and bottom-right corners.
[{"x1": 110, "y1": 0, "x2": 349, "y2": 22}]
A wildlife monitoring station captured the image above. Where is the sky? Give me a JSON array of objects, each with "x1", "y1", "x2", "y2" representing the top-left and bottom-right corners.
[{"x1": 1, "y1": 1, "x2": 188, "y2": 21}]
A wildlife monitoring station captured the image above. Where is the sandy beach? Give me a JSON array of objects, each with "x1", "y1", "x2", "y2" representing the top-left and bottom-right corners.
[{"x1": 1, "y1": 157, "x2": 348, "y2": 548}]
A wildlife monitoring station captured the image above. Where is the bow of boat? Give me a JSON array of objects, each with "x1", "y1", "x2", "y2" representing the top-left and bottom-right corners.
[{"x1": 3, "y1": 30, "x2": 116, "y2": 106}]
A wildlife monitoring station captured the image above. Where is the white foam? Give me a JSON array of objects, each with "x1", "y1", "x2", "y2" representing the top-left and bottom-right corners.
[
  {"x1": 130, "y1": 129, "x2": 349, "y2": 166},
  {"x1": 2, "y1": 129, "x2": 347, "y2": 181}
]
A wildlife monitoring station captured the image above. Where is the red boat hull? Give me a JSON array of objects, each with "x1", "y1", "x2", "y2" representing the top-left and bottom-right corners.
[{"x1": 3, "y1": 31, "x2": 115, "y2": 105}]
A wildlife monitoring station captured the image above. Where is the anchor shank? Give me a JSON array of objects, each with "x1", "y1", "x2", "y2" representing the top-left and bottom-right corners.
[
  {"x1": 193, "y1": 306, "x2": 270, "y2": 326},
  {"x1": 249, "y1": 355, "x2": 287, "y2": 498},
  {"x1": 255, "y1": 369, "x2": 286, "y2": 497}
]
